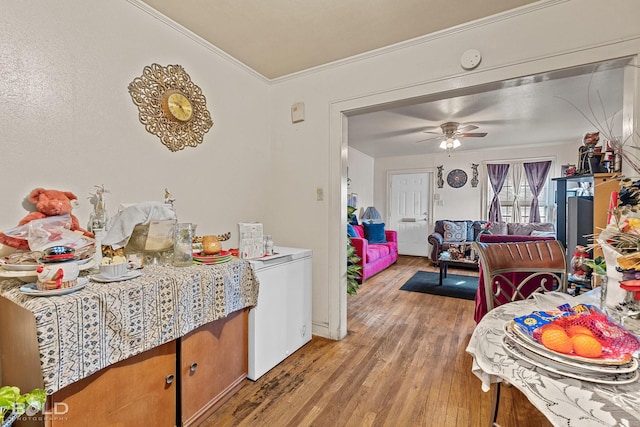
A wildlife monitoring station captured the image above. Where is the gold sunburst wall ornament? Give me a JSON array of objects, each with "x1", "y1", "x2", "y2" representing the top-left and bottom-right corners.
[{"x1": 128, "y1": 63, "x2": 213, "y2": 152}]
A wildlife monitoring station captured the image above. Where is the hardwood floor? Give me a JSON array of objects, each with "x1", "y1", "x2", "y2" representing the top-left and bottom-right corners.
[{"x1": 203, "y1": 255, "x2": 552, "y2": 427}]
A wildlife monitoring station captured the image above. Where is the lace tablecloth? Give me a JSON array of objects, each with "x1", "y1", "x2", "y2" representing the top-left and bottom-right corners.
[
  {"x1": 466, "y1": 291, "x2": 640, "y2": 427},
  {"x1": 0, "y1": 259, "x2": 259, "y2": 394}
]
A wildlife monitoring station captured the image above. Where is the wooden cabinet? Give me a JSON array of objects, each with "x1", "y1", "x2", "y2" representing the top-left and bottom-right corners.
[
  {"x1": 43, "y1": 310, "x2": 248, "y2": 427},
  {"x1": 553, "y1": 173, "x2": 619, "y2": 256},
  {"x1": 47, "y1": 341, "x2": 177, "y2": 427},
  {"x1": 0, "y1": 302, "x2": 248, "y2": 427},
  {"x1": 180, "y1": 309, "x2": 248, "y2": 426}
]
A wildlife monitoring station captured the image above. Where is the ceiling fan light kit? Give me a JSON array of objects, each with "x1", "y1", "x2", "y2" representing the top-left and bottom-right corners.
[{"x1": 421, "y1": 121, "x2": 487, "y2": 154}]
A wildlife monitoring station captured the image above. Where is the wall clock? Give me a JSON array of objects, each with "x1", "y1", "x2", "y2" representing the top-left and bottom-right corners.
[
  {"x1": 128, "y1": 64, "x2": 213, "y2": 152},
  {"x1": 447, "y1": 169, "x2": 468, "y2": 188}
]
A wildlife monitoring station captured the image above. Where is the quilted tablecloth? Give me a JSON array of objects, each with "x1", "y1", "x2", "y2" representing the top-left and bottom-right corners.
[{"x1": 0, "y1": 259, "x2": 259, "y2": 394}]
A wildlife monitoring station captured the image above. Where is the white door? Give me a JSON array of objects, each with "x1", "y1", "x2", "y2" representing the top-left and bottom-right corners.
[{"x1": 389, "y1": 172, "x2": 431, "y2": 256}]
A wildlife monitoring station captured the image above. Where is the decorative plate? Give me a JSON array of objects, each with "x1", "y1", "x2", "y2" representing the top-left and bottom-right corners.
[
  {"x1": 503, "y1": 324, "x2": 638, "y2": 374},
  {"x1": 502, "y1": 335, "x2": 640, "y2": 385},
  {"x1": 19, "y1": 277, "x2": 89, "y2": 297},
  {"x1": 91, "y1": 270, "x2": 142, "y2": 283},
  {"x1": 506, "y1": 321, "x2": 634, "y2": 366},
  {"x1": 447, "y1": 169, "x2": 467, "y2": 188}
]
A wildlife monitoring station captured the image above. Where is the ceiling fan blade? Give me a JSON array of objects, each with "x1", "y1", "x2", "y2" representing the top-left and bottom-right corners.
[
  {"x1": 422, "y1": 130, "x2": 443, "y2": 134},
  {"x1": 457, "y1": 124, "x2": 479, "y2": 132},
  {"x1": 459, "y1": 132, "x2": 488, "y2": 138},
  {"x1": 415, "y1": 135, "x2": 442, "y2": 143}
]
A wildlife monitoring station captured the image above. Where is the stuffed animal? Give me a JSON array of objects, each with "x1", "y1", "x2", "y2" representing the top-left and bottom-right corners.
[{"x1": 0, "y1": 188, "x2": 94, "y2": 250}]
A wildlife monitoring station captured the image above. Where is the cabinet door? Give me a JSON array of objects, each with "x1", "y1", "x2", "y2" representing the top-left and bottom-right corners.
[
  {"x1": 180, "y1": 309, "x2": 248, "y2": 427},
  {"x1": 47, "y1": 340, "x2": 177, "y2": 427}
]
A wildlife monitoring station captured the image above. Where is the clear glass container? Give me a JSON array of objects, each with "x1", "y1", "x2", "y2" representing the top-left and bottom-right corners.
[{"x1": 173, "y1": 223, "x2": 196, "y2": 267}]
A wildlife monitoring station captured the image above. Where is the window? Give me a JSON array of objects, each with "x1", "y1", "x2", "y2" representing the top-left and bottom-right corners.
[{"x1": 485, "y1": 160, "x2": 553, "y2": 223}]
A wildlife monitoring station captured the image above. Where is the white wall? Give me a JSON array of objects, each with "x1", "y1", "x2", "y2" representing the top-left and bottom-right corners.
[
  {"x1": 347, "y1": 148, "x2": 374, "y2": 216},
  {"x1": 0, "y1": 1, "x2": 269, "y2": 241},
  {"x1": 268, "y1": 0, "x2": 640, "y2": 339}
]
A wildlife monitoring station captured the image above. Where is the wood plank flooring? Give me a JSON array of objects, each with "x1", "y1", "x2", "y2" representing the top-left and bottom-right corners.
[{"x1": 202, "y1": 255, "x2": 552, "y2": 427}]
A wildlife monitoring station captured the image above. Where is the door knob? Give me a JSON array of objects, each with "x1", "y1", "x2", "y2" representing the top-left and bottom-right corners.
[
  {"x1": 190, "y1": 362, "x2": 198, "y2": 373},
  {"x1": 166, "y1": 374, "x2": 175, "y2": 384}
]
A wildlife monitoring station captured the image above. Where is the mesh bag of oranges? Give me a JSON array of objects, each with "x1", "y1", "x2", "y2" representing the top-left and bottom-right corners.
[{"x1": 514, "y1": 304, "x2": 640, "y2": 360}]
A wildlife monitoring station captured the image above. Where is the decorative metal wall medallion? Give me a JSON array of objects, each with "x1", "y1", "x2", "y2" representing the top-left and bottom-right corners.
[{"x1": 128, "y1": 64, "x2": 213, "y2": 152}]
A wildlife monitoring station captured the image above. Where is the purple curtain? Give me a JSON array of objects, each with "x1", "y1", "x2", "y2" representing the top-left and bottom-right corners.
[
  {"x1": 487, "y1": 164, "x2": 510, "y2": 222},
  {"x1": 523, "y1": 160, "x2": 552, "y2": 223}
]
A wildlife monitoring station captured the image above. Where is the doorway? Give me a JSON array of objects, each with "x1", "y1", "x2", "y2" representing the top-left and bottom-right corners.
[{"x1": 388, "y1": 171, "x2": 432, "y2": 256}]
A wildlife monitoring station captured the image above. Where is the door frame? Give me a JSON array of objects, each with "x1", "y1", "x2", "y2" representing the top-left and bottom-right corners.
[{"x1": 331, "y1": 47, "x2": 640, "y2": 340}]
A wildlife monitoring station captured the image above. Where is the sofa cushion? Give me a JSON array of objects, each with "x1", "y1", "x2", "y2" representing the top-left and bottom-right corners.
[
  {"x1": 347, "y1": 224, "x2": 358, "y2": 238},
  {"x1": 508, "y1": 222, "x2": 555, "y2": 236},
  {"x1": 367, "y1": 243, "x2": 391, "y2": 261},
  {"x1": 352, "y1": 224, "x2": 365, "y2": 238},
  {"x1": 442, "y1": 221, "x2": 467, "y2": 242},
  {"x1": 363, "y1": 222, "x2": 387, "y2": 244}
]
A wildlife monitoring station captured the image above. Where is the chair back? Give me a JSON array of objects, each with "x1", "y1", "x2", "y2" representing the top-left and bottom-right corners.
[{"x1": 472, "y1": 240, "x2": 567, "y2": 313}]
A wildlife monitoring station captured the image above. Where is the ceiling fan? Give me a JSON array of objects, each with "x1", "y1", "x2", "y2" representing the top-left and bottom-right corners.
[{"x1": 417, "y1": 121, "x2": 487, "y2": 153}]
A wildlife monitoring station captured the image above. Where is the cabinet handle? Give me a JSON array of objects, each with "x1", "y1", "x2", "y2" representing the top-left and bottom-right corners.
[
  {"x1": 166, "y1": 374, "x2": 175, "y2": 384},
  {"x1": 190, "y1": 362, "x2": 198, "y2": 373}
]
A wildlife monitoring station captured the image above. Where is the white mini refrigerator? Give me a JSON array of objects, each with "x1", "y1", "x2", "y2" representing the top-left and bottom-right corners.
[{"x1": 248, "y1": 247, "x2": 312, "y2": 380}]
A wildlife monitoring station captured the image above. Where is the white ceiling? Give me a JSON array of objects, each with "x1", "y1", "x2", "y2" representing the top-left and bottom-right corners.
[{"x1": 138, "y1": 0, "x2": 628, "y2": 158}]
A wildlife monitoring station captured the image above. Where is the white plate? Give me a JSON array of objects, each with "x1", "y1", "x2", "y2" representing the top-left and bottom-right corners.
[
  {"x1": 507, "y1": 321, "x2": 635, "y2": 366},
  {"x1": 1, "y1": 263, "x2": 39, "y2": 271},
  {"x1": 0, "y1": 259, "x2": 97, "y2": 279},
  {"x1": 90, "y1": 270, "x2": 142, "y2": 283},
  {"x1": 503, "y1": 327, "x2": 639, "y2": 374},
  {"x1": 19, "y1": 277, "x2": 89, "y2": 296},
  {"x1": 502, "y1": 335, "x2": 640, "y2": 385}
]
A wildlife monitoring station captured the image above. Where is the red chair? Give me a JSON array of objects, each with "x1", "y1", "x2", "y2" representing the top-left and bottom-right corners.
[{"x1": 473, "y1": 237, "x2": 567, "y2": 323}]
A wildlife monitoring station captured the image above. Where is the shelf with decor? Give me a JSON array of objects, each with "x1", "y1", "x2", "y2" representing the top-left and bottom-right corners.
[{"x1": 552, "y1": 173, "x2": 618, "y2": 257}]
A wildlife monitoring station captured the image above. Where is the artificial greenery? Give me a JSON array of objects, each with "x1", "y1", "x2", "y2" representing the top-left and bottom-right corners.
[
  {"x1": 347, "y1": 205, "x2": 362, "y2": 295},
  {"x1": 0, "y1": 386, "x2": 46, "y2": 424}
]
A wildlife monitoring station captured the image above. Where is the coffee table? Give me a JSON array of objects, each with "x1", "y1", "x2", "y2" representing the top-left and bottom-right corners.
[{"x1": 438, "y1": 256, "x2": 478, "y2": 286}]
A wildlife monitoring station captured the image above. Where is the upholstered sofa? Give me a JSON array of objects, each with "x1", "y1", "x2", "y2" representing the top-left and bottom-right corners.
[
  {"x1": 427, "y1": 220, "x2": 555, "y2": 266},
  {"x1": 349, "y1": 223, "x2": 398, "y2": 282}
]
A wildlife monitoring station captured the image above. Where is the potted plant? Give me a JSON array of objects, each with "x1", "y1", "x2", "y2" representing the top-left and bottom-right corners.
[
  {"x1": 0, "y1": 386, "x2": 46, "y2": 427},
  {"x1": 347, "y1": 206, "x2": 362, "y2": 295}
]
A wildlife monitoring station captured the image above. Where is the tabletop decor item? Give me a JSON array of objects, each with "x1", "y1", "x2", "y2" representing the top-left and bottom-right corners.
[{"x1": 128, "y1": 63, "x2": 214, "y2": 152}]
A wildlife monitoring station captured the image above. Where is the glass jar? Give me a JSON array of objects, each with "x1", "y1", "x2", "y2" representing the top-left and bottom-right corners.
[
  {"x1": 173, "y1": 223, "x2": 196, "y2": 267},
  {"x1": 264, "y1": 235, "x2": 274, "y2": 256},
  {"x1": 570, "y1": 246, "x2": 590, "y2": 278}
]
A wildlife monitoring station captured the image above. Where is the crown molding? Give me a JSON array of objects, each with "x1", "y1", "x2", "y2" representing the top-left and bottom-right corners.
[
  {"x1": 129, "y1": 0, "x2": 568, "y2": 84},
  {"x1": 126, "y1": 0, "x2": 270, "y2": 84},
  {"x1": 272, "y1": 0, "x2": 569, "y2": 83}
]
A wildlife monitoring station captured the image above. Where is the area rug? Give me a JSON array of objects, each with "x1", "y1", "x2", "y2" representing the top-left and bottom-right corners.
[{"x1": 399, "y1": 270, "x2": 478, "y2": 300}]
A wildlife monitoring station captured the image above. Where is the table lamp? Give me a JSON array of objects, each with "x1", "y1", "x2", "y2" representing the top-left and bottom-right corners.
[{"x1": 361, "y1": 206, "x2": 382, "y2": 223}]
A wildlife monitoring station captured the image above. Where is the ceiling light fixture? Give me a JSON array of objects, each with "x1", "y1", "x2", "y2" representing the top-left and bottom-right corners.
[{"x1": 439, "y1": 137, "x2": 461, "y2": 151}]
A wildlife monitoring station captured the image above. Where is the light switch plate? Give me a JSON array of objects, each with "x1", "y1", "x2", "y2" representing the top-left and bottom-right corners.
[{"x1": 291, "y1": 102, "x2": 305, "y2": 123}]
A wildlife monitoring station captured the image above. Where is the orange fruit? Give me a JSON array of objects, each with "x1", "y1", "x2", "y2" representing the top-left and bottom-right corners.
[
  {"x1": 540, "y1": 329, "x2": 573, "y2": 354},
  {"x1": 540, "y1": 323, "x2": 565, "y2": 333},
  {"x1": 571, "y1": 334, "x2": 603, "y2": 358},
  {"x1": 567, "y1": 325, "x2": 594, "y2": 338}
]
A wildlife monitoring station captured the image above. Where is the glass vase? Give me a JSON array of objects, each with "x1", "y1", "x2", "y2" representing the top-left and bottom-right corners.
[{"x1": 173, "y1": 223, "x2": 196, "y2": 267}]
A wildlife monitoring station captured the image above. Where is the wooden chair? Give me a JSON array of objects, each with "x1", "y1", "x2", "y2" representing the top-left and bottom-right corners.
[
  {"x1": 472, "y1": 239, "x2": 567, "y2": 427},
  {"x1": 473, "y1": 240, "x2": 567, "y2": 314}
]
